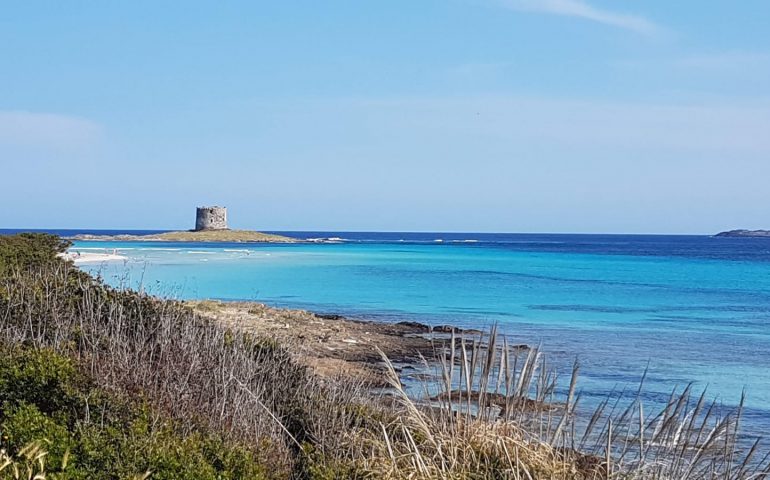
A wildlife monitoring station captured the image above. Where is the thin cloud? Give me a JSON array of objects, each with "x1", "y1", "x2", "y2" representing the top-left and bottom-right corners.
[
  {"x1": 0, "y1": 111, "x2": 102, "y2": 151},
  {"x1": 675, "y1": 51, "x2": 770, "y2": 69},
  {"x1": 254, "y1": 94, "x2": 770, "y2": 154},
  {"x1": 500, "y1": 0, "x2": 661, "y2": 36},
  {"x1": 615, "y1": 51, "x2": 770, "y2": 77}
]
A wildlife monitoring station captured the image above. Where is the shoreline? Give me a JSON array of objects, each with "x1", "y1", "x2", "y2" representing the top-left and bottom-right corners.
[
  {"x1": 189, "y1": 300, "x2": 564, "y2": 419},
  {"x1": 58, "y1": 251, "x2": 128, "y2": 263},
  {"x1": 187, "y1": 299, "x2": 493, "y2": 385}
]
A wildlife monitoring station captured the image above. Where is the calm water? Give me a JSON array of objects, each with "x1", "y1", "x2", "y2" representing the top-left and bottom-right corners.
[{"x1": 6, "y1": 230, "x2": 770, "y2": 436}]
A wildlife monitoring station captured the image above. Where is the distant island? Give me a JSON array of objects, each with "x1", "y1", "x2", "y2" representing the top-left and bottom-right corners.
[
  {"x1": 68, "y1": 206, "x2": 298, "y2": 243},
  {"x1": 715, "y1": 229, "x2": 770, "y2": 238},
  {"x1": 68, "y1": 229, "x2": 298, "y2": 243}
]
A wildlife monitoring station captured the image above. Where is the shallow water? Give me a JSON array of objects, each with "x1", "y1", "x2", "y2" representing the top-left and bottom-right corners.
[{"x1": 34, "y1": 230, "x2": 770, "y2": 438}]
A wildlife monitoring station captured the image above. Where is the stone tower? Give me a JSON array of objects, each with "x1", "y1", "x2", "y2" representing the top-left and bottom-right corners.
[{"x1": 195, "y1": 206, "x2": 228, "y2": 231}]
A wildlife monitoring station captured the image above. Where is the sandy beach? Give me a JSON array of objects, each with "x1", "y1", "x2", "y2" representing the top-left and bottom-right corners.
[{"x1": 58, "y1": 250, "x2": 128, "y2": 264}]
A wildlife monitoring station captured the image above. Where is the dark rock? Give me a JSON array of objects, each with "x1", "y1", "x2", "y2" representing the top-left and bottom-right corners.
[
  {"x1": 431, "y1": 325, "x2": 482, "y2": 334},
  {"x1": 432, "y1": 325, "x2": 456, "y2": 333},
  {"x1": 395, "y1": 321, "x2": 430, "y2": 331},
  {"x1": 315, "y1": 313, "x2": 344, "y2": 320}
]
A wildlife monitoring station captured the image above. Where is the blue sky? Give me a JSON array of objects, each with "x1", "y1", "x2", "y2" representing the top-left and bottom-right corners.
[{"x1": 2, "y1": 0, "x2": 769, "y2": 233}]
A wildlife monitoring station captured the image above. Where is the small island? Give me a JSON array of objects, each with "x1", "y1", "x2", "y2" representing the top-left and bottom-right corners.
[
  {"x1": 715, "y1": 229, "x2": 770, "y2": 238},
  {"x1": 69, "y1": 229, "x2": 298, "y2": 243},
  {"x1": 68, "y1": 206, "x2": 298, "y2": 243}
]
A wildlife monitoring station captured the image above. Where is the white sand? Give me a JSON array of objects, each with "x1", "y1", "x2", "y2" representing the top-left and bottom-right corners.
[{"x1": 59, "y1": 251, "x2": 128, "y2": 264}]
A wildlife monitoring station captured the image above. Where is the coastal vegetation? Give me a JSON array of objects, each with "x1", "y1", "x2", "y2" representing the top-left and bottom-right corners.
[{"x1": 1, "y1": 233, "x2": 768, "y2": 479}]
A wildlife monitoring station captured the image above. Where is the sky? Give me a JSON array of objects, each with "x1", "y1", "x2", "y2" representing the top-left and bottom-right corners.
[{"x1": 1, "y1": 1, "x2": 769, "y2": 234}]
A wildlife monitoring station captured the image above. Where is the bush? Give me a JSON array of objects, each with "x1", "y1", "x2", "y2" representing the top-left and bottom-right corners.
[
  {"x1": 1, "y1": 402, "x2": 73, "y2": 470},
  {"x1": 0, "y1": 347, "x2": 84, "y2": 416},
  {"x1": 0, "y1": 346, "x2": 270, "y2": 479},
  {"x1": 0, "y1": 233, "x2": 70, "y2": 276}
]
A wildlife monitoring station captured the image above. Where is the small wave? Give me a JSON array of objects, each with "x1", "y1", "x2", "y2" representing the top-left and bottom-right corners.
[
  {"x1": 187, "y1": 251, "x2": 211, "y2": 255},
  {"x1": 434, "y1": 239, "x2": 443, "y2": 243},
  {"x1": 501, "y1": 240, "x2": 565, "y2": 245},
  {"x1": 306, "y1": 237, "x2": 346, "y2": 243}
]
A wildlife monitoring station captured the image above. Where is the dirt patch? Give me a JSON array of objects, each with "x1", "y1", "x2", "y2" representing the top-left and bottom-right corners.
[{"x1": 187, "y1": 300, "x2": 471, "y2": 383}]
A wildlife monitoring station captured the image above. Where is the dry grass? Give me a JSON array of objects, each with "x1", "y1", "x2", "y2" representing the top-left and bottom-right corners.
[
  {"x1": 0, "y1": 263, "x2": 362, "y2": 476},
  {"x1": 370, "y1": 326, "x2": 770, "y2": 479}
]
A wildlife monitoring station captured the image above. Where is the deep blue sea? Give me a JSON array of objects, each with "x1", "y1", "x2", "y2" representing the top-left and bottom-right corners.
[{"x1": 4, "y1": 229, "x2": 770, "y2": 437}]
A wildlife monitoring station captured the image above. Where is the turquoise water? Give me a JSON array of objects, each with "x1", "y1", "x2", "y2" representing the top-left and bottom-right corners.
[{"x1": 68, "y1": 233, "x2": 770, "y2": 437}]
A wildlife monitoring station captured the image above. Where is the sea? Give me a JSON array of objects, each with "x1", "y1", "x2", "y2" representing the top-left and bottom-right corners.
[{"x1": 4, "y1": 229, "x2": 770, "y2": 438}]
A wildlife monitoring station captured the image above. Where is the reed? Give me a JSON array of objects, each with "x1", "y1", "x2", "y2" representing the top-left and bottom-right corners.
[{"x1": 381, "y1": 326, "x2": 770, "y2": 479}]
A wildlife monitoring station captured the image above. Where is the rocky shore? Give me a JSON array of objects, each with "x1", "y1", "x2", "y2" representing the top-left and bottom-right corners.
[{"x1": 187, "y1": 300, "x2": 498, "y2": 385}]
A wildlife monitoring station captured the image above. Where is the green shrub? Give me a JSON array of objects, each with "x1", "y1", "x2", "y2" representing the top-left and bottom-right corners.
[
  {"x1": 0, "y1": 347, "x2": 270, "y2": 479},
  {"x1": 0, "y1": 233, "x2": 70, "y2": 276},
  {"x1": 0, "y1": 347, "x2": 84, "y2": 416},
  {"x1": 1, "y1": 402, "x2": 73, "y2": 470},
  {"x1": 300, "y1": 443, "x2": 366, "y2": 480},
  {"x1": 70, "y1": 418, "x2": 269, "y2": 480}
]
